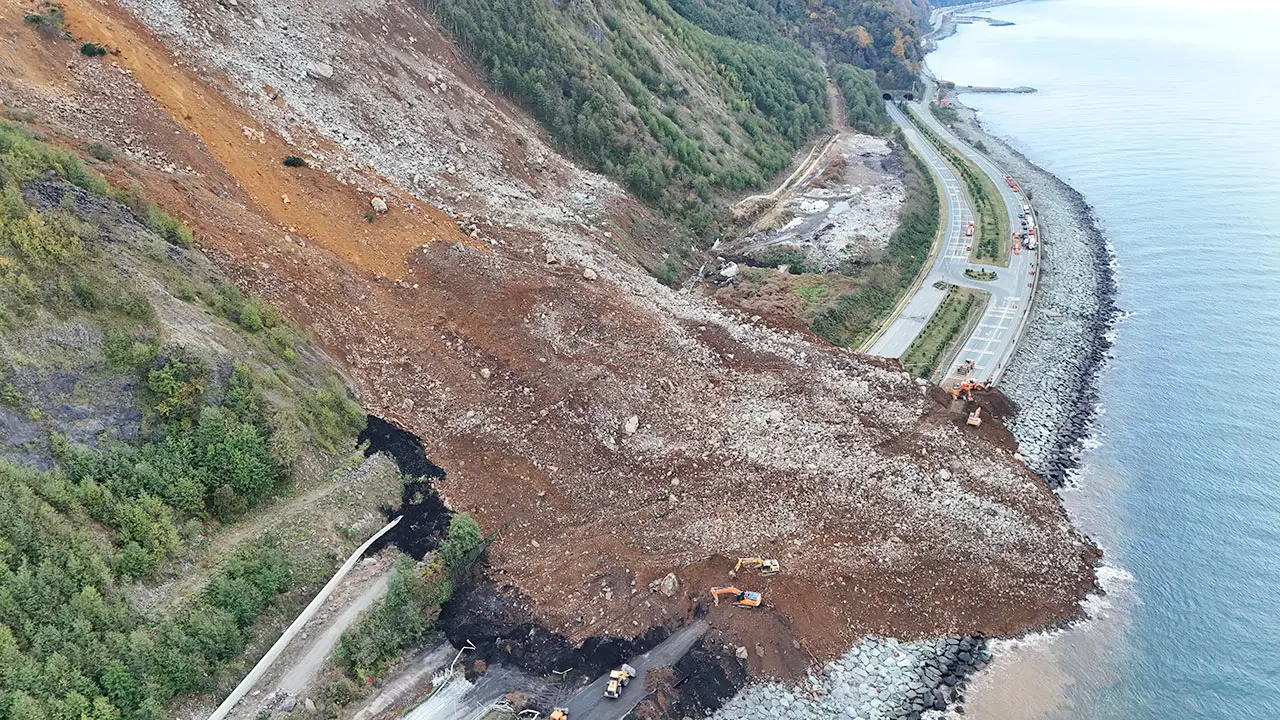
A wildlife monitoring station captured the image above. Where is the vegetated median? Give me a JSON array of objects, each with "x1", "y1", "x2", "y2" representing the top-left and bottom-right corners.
[
  {"x1": 963, "y1": 267, "x2": 997, "y2": 281},
  {"x1": 899, "y1": 285, "x2": 988, "y2": 379},
  {"x1": 903, "y1": 104, "x2": 1009, "y2": 266}
]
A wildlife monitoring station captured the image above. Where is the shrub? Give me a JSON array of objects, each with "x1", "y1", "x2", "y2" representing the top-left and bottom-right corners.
[
  {"x1": 147, "y1": 357, "x2": 207, "y2": 421},
  {"x1": 334, "y1": 556, "x2": 443, "y2": 679},
  {"x1": 80, "y1": 42, "x2": 107, "y2": 57},
  {"x1": 237, "y1": 298, "x2": 264, "y2": 331},
  {"x1": 145, "y1": 205, "x2": 193, "y2": 247},
  {"x1": 103, "y1": 330, "x2": 160, "y2": 372},
  {"x1": 326, "y1": 679, "x2": 357, "y2": 707},
  {"x1": 86, "y1": 142, "x2": 114, "y2": 161},
  {"x1": 438, "y1": 513, "x2": 483, "y2": 569},
  {"x1": 282, "y1": 155, "x2": 306, "y2": 168},
  {"x1": 300, "y1": 382, "x2": 365, "y2": 452}
]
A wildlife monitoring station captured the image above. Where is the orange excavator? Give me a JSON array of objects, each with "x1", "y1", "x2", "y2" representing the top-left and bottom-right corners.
[
  {"x1": 949, "y1": 380, "x2": 988, "y2": 401},
  {"x1": 710, "y1": 586, "x2": 762, "y2": 608},
  {"x1": 550, "y1": 710, "x2": 569, "y2": 720}
]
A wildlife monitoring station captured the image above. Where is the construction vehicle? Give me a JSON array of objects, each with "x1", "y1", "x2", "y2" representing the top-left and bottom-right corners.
[
  {"x1": 949, "y1": 380, "x2": 988, "y2": 401},
  {"x1": 956, "y1": 359, "x2": 974, "y2": 375},
  {"x1": 603, "y1": 663, "x2": 637, "y2": 699},
  {"x1": 967, "y1": 407, "x2": 983, "y2": 427},
  {"x1": 734, "y1": 557, "x2": 780, "y2": 576},
  {"x1": 549, "y1": 709, "x2": 569, "y2": 720},
  {"x1": 710, "y1": 586, "x2": 762, "y2": 608}
]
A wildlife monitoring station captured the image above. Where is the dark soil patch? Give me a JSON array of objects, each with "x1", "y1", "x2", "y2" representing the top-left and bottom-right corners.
[
  {"x1": 360, "y1": 414, "x2": 452, "y2": 559},
  {"x1": 439, "y1": 576, "x2": 669, "y2": 685}
]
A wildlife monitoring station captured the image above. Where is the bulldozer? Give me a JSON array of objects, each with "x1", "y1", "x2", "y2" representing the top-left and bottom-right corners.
[
  {"x1": 949, "y1": 380, "x2": 988, "y2": 401},
  {"x1": 710, "y1": 586, "x2": 762, "y2": 608},
  {"x1": 967, "y1": 407, "x2": 983, "y2": 427},
  {"x1": 734, "y1": 557, "x2": 780, "y2": 576},
  {"x1": 603, "y1": 663, "x2": 637, "y2": 699}
]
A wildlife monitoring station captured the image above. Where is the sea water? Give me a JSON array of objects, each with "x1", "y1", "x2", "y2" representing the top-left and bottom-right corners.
[{"x1": 930, "y1": 0, "x2": 1280, "y2": 717}]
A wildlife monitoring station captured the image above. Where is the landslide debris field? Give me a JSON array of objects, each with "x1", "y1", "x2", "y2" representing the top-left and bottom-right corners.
[{"x1": 0, "y1": 0, "x2": 1097, "y2": 691}]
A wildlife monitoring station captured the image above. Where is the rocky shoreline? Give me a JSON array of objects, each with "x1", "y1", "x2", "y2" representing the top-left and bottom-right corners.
[
  {"x1": 711, "y1": 637, "x2": 992, "y2": 720},
  {"x1": 941, "y1": 98, "x2": 1120, "y2": 487},
  {"x1": 689, "y1": 16, "x2": 1120, "y2": 720}
]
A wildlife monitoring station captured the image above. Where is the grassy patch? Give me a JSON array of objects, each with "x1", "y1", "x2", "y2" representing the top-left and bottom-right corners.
[
  {"x1": 904, "y1": 106, "x2": 1009, "y2": 266},
  {"x1": 899, "y1": 286, "x2": 987, "y2": 378},
  {"x1": 963, "y1": 268, "x2": 997, "y2": 281}
]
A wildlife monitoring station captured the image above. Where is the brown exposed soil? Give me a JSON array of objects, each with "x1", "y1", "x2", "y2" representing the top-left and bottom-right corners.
[{"x1": 0, "y1": 0, "x2": 1096, "y2": 687}]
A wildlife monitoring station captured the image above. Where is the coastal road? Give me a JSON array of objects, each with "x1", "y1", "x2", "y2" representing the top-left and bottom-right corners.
[
  {"x1": 557, "y1": 620, "x2": 710, "y2": 720},
  {"x1": 914, "y1": 72, "x2": 1039, "y2": 383},
  {"x1": 867, "y1": 74, "x2": 1039, "y2": 386}
]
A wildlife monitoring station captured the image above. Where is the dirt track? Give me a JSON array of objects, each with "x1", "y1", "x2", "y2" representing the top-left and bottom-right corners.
[{"x1": 0, "y1": 0, "x2": 1097, "y2": 686}]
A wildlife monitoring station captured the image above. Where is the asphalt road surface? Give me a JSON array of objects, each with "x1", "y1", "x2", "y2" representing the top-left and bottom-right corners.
[
  {"x1": 868, "y1": 72, "x2": 1038, "y2": 386},
  {"x1": 558, "y1": 620, "x2": 710, "y2": 720}
]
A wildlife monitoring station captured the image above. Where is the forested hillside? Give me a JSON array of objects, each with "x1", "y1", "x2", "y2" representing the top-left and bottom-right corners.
[
  {"x1": 423, "y1": 0, "x2": 924, "y2": 236},
  {"x1": 786, "y1": 0, "x2": 925, "y2": 89},
  {"x1": 426, "y1": 0, "x2": 827, "y2": 236},
  {"x1": 0, "y1": 122, "x2": 373, "y2": 719}
]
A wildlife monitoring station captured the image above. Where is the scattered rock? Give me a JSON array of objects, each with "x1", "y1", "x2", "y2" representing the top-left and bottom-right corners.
[
  {"x1": 735, "y1": 646, "x2": 749, "y2": 660},
  {"x1": 305, "y1": 61, "x2": 334, "y2": 79},
  {"x1": 582, "y1": 267, "x2": 598, "y2": 281},
  {"x1": 370, "y1": 196, "x2": 388, "y2": 214},
  {"x1": 658, "y1": 572, "x2": 678, "y2": 597},
  {"x1": 623, "y1": 414, "x2": 639, "y2": 435}
]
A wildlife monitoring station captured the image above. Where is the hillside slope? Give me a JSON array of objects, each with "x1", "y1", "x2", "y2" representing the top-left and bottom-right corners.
[
  {"x1": 0, "y1": 0, "x2": 1094, "y2": 696},
  {"x1": 0, "y1": 120, "x2": 408, "y2": 718}
]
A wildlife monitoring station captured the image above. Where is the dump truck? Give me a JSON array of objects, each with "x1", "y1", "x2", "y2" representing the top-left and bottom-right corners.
[{"x1": 604, "y1": 663, "x2": 637, "y2": 698}]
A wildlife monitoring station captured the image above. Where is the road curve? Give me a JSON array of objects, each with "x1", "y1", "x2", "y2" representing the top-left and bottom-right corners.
[
  {"x1": 868, "y1": 77, "x2": 1039, "y2": 385},
  {"x1": 559, "y1": 620, "x2": 710, "y2": 720}
]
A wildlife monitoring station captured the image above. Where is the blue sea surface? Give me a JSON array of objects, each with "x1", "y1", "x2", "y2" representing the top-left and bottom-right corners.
[{"x1": 931, "y1": 0, "x2": 1280, "y2": 717}]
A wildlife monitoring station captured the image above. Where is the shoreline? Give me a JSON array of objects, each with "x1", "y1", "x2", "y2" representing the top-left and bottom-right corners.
[
  {"x1": 937, "y1": 94, "x2": 1120, "y2": 487},
  {"x1": 699, "y1": 5, "x2": 1122, "y2": 719},
  {"x1": 916, "y1": 2, "x2": 1127, "y2": 717}
]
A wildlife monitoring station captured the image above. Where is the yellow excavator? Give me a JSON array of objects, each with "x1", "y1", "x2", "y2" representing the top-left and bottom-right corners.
[
  {"x1": 967, "y1": 407, "x2": 983, "y2": 427},
  {"x1": 734, "y1": 557, "x2": 780, "y2": 576},
  {"x1": 710, "y1": 586, "x2": 762, "y2": 608},
  {"x1": 603, "y1": 663, "x2": 637, "y2": 699}
]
